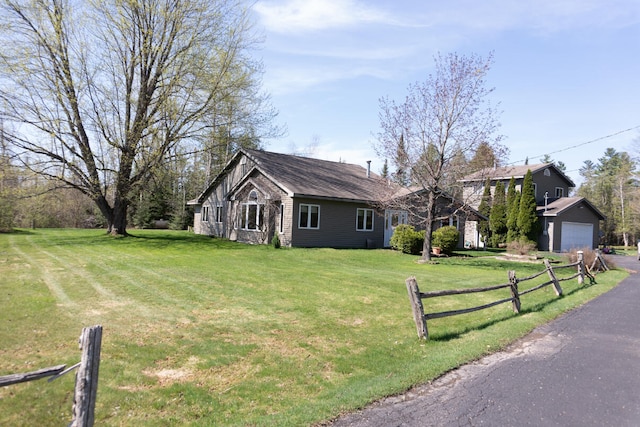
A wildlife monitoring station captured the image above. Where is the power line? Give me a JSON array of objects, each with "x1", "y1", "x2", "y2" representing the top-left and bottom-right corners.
[{"x1": 509, "y1": 124, "x2": 640, "y2": 165}]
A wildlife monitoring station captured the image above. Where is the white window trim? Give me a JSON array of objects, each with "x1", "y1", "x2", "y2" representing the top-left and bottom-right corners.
[
  {"x1": 555, "y1": 187, "x2": 564, "y2": 198},
  {"x1": 215, "y1": 205, "x2": 223, "y2": 223},
  {"x1": 356, "y1": 208, "x2": 374, "y2": 231},
  {"x1": 279, "y1": 203, "x2": 284, "y2": 234},
  {"x1": 202, "y1": 206, "x2": 209, "y2": 222},
  {"x1": 240, "y1": 201, "x2": 264, "y2": 231},
  {"x1": 299, "y1": 203, "x2": 320, "y2": 230}
]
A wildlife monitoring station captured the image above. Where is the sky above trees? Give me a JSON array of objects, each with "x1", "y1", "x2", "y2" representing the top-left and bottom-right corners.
[{"x1": 251, "y1": 0, "x2": 640, "y2": 185}]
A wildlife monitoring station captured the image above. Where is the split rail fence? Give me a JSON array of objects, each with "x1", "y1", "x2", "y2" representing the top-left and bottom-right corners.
[
  {"x1": 0, "y1": 325, "x2": 103, "y2": 427},
  {"x1": 406, "y1": 251, "x2": 609, "y2": 339}
]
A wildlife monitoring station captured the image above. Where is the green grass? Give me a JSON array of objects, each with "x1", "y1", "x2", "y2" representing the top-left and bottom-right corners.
[{"x1": 0, "y1": 229, "x2": 627, "y2": 426}]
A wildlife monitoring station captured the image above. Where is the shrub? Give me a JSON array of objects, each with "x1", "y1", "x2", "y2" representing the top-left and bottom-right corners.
[
  {"x1": 271, "y1": 234, "x2": 281, "y2": 249},
  {"x1": 390, "y1": 224, "x2": 424, "y2": 255},
  {"x1": 432, "y1": 226, "x2": 459, "y2": 254},
  {"x1": 506, "y1": 237, "x2": 536, "y2": 255},
  {"x1": 565, "y1": 247, "x2": 615, "y2": 270}
]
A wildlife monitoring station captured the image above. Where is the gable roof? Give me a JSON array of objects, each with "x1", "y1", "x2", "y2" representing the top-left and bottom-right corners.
[
  {"x1": 460, "y1": 163, "x2": 576, "y2": 187},
  {"x1": 537, "y1": 196, "x2": 606, "y2": 220},
  {"x1": 190, "y1": 148, "x2": 392, "y2": 204}
]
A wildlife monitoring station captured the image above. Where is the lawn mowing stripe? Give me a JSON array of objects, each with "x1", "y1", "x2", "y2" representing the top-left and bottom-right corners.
[
  {"x1": 74, "y1": 245, "x2": 237, "y2": 311},
  {"x1": 8, "y1": 236, "x2": 75, "y2": 308}
]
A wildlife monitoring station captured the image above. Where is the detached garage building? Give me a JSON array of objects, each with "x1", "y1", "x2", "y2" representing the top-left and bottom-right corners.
[{"x1": 538, "y1": 197, "x2": 605, "y2": 252}]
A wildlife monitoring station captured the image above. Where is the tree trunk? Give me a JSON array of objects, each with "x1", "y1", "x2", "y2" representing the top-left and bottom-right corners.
[
  {"x1": 108, "y1": 200, "x2": 128, "y2": 236},
  {"x1": 92, "y1": 196, "x2": 115, "y2": 235},
  {"x1": 421, "y1": 191, "x2": 437, "y2": 261}
]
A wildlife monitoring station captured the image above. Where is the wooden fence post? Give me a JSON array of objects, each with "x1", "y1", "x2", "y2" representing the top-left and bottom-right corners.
[
  {"x1": 577, "y1": 251, "x2": 585, "y2": 285},
  {"x1": 405, "y1": 277, "x2": 428, "y2": 340},
  {"x1": 508, "y1": 270, "x2": 520, "y2": 313},
  {"x1": 598, "y1": 251, "x2": 610, "y2": 271},
  {"x1": 71, "y1": 325, "x2": 102, "y2": 427},
  {"x1": 544, "y1": 259, "x2": 563, "y2": 296}
]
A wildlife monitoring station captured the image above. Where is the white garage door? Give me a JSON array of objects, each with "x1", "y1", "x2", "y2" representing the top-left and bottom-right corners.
[{"x1": 561, "y1": 222, "x2": 593, "y2": 252}]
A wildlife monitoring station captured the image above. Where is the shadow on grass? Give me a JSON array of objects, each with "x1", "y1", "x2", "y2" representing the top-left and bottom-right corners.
[
  {"x1": 429, "y1": 311, "x2": 517, "y2": 342},
  {"x1": 122, "y1": 230, "x2": 255, "y2": 250},
  {"x1": 0, "y1": 228, "x2": 37, "y2": 235},
  {"x1": 428, "y1": 278, "x2": 598, "y2": 342}
]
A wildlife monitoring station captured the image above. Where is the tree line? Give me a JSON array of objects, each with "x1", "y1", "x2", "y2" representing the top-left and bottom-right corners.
[{"x1": 577, "y1": 147, "x2": 639, "y2": 247}]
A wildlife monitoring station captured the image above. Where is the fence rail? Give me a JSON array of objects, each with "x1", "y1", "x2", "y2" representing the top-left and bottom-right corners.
[
  {"x1": 407, "y1": 251, "x2": 609, "y2": 339},
  {"x1": 0, "y1": 325, "x2": 103, "y2": 427}
]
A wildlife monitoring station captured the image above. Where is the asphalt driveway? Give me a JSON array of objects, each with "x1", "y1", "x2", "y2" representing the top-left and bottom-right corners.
[{"x1": 329, "y1": 254, "x2": 640, "y2": 427}]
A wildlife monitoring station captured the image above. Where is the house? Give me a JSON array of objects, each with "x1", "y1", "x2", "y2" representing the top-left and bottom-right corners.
[
  {"x1": 460, "y1": 163, "x2": 605, "y2": 251},
  {"x1": 189, "y1": 148, "x2": 484, "y2": 248}
]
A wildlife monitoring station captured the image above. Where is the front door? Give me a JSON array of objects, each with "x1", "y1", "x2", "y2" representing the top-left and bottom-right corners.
[{"x1": 384, "y1": 210, "x2": 408, "y2": 247}]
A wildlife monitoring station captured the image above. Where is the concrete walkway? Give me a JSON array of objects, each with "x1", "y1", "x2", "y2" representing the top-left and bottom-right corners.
[{"x1": 329, "y1": 255, "x2": 640, "y2": 427}]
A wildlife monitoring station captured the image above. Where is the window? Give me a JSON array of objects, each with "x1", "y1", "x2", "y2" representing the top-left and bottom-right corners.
[
  {"x1": 449, "y1": 215, "x2": 459, "y2": 230},
  {"x1": 215, "y1": 205, "x2": 223, "y2": 223},
  {"x1": 239, "y1": 190, "x2": 263, "y2": 231},
  {"x1": 279, "y1": 203, "x2": 284, "y2": 233},
  {"x1": 533, "y1": 183, "x2": 537, "y2": 198},
  {"x1": 299, "y1": 204, "x2": 320, "y2": 229},
  {"x1": 555, "y1": 187, "x2": 564, "y2": 198},
  {"x1": 202, "y1": 206, "x2": 209, "y2": 222},
  {"x1": 544, "y1": 168, "x2": 551, "y2": 177},
  {"x1": 240, "y1": 204, "x2": 264, "y2": 230},
  {"x1": 356, "y1": 208, "x2": 374, "y2": 231}
]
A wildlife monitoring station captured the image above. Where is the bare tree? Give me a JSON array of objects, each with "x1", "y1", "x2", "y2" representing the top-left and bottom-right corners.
[
  {"x1": 375, "y1": 52, "x2": 505, "y2": 261},
  {"x1": 0, "y1": 0, "x2": 266, "y2": 235}
]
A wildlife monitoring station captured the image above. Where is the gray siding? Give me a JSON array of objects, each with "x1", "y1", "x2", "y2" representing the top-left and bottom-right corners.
[
  {"x1": 278, "y1": 196, "x2": 294, "y2": 247},
  {"x1": 539, "y1": 202, "x2": 601, "y2": 251},
  {"x1": 196, "y1": 153, "x2": 264, "y2": 238},
  {"x1": 228, "y1": 172, "x2": 288, "y2": 245},
  {"x1": 531, "y1": 169, "x2": 571, "y2": 204},
  {"x1": 465, "y1": 167, "x2": 572, "y2": 210},
  {"x1": 558, "y1": 203, "x2": 601, "y2": 250},
  {"x1": 291, "y1": 198, "x2": 385, "y2": 248}
]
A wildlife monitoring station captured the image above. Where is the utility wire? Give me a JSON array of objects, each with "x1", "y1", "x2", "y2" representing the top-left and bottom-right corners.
[{"x1": 508, "y1": 124, "x2": 640, "y2": 165}]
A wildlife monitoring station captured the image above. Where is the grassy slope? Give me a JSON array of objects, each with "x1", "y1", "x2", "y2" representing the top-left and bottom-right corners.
[{"x1": 0, "y1": 229, "x2": 627, "y2": 426}]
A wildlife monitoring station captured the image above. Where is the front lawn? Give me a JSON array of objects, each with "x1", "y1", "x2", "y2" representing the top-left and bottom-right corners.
[{"x1": 0, "y1": 229, "x2": 626, "y2": 426}]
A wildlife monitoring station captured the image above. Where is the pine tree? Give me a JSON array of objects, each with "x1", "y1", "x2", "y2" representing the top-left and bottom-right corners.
[
  {"x1": 489, "y1": 180, "x2": 507, "y2": 247},
  {"x1": 381, "y1": 159, "x2": 389, "y2": 179},
  {"x1": 477, "y1": 178, "x2": 492, "y2": 246},
  {"x1": 506, "y1": 177, "x2": 519, "y2": 242},
  {"x1": 517, "y1": 170, "x2": 539, "y2": 243},
  {"x1": 394, "y1": 134, "x2": 408, "y2": 185}
]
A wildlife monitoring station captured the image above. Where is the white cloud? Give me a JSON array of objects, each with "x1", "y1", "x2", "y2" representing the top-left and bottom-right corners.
[
  {"x1": 263, "y1": 62, "x2": 399, "y2": 96},
  {"x1": 253, "y1": 0, "x2": 395, "y2": 33}
]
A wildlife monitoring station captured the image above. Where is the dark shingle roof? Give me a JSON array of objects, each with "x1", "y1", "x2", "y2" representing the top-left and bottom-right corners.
[
  {"x1": 243, "y1": 149, "x2": 388, "y2": 202},
  {"x1": 537, "y1": 196, "x2": 605, "y2": 219},
  {"x1": 460, "y1": 163, "x2": 576, "y2": 187}
]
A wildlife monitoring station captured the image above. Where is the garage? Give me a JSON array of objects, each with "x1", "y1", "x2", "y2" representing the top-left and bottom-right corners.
[{"x1": 561, "y1": 222, "x2": 593, "y2": 252}]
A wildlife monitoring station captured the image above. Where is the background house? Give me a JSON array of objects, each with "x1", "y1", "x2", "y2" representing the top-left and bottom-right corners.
[
  {"x1": 460, "y1": 164, "x2": 605, "y2": 251},
  {"x1": 189, "y1": 149, "x2": 483, "y2": 249}
]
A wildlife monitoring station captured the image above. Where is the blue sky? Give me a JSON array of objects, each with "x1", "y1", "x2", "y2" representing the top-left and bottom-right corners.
[{"x1": 251, "y1": 0, "x2": 640, "y2": 186}]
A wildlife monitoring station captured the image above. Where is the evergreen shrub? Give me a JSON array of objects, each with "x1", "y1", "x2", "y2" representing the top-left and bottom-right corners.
[
  {"x1": 390, "y1": 224, "x2": 424, "y2": 255},
  {"x1": 432, "y1": 226, "x2": 460, "y2": 254}
]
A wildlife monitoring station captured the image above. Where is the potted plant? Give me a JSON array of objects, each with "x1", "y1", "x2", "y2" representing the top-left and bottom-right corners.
[{"x1": 432, "y1": 226, "x2": 460, "y2": 255}]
